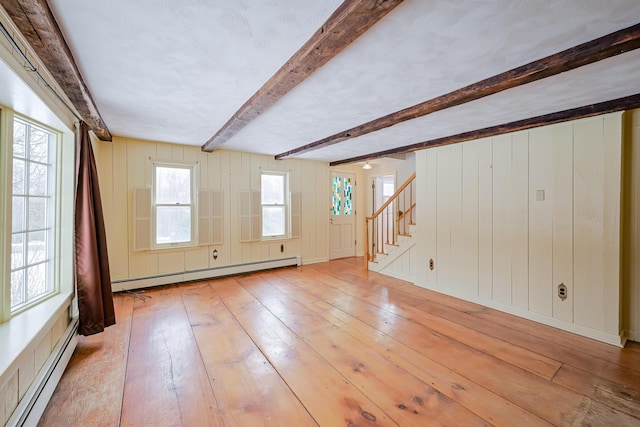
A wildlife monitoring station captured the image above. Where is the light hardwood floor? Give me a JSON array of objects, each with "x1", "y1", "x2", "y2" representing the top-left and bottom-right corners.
[{"x1": 39, "y1": 258, "x2": 640, "y2": 426}]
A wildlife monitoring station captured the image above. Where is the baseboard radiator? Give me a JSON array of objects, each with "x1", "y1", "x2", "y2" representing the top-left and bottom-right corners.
[
  {"x1": 111, "y1": 256, "x2": 302, "y2": 292},
  {"x1": 7, "y1": 318, "x2": 78, "y2": 427}
]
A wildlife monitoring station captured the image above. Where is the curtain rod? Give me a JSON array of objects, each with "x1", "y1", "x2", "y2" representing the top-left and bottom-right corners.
[{"x1": 0, "y1": 20, "x2": 82, "y2": 123}]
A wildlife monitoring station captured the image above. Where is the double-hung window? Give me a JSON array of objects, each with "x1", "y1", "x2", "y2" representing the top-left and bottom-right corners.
[
  {"x1": 261, "y1": 171, "x2": 288, "y2": 238},
  {"x1": 153, "y1": 163, "x2": 196, "y2": 248},
  {"x1": 10, "y1": 118, "x2": 56, "y2": 311}
]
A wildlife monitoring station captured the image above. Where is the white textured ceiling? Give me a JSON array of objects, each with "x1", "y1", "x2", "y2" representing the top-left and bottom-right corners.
[{"x1": 48, "y1": 0, "x2": 640, "y2": 163}]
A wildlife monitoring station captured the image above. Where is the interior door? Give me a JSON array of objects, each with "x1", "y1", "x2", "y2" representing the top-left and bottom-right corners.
[{"x1": 330, "y1": 172, "x2": 356, "y2": 259}]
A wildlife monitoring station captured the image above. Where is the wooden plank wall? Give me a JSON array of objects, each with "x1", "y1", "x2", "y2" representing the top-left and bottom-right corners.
[
  {"x1": 415, "y1": 112, "x2": 624, "y2": 344},
  {"x1": 624, "y1": 109, "x2": 640, "y2": 341},
  {"x1": 94, "y1": 137, "x2": 332, "y2": 282}
]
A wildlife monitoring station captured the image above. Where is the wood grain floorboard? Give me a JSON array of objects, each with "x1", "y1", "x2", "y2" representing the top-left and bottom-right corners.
[
  {"x1": 38, "y1": 291, "x2": 134, "y2": 427},
  {"x1": 40, "y1": 258, "x2": 640, "y2": 426}
]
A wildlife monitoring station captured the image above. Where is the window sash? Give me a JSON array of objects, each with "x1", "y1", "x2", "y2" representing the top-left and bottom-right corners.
[
  {"x1": 10, "y1": 119, "x2": 56, "y2": 312},
  {"x1": 152, "y1": 163, "x2": 196, "y2": 248},
  {"x1": 260, "y1": 172, "x2": 288, "y2": 239}
]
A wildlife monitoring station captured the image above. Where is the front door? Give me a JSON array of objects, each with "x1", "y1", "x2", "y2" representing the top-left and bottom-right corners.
[{"x1": 330, "y1": 172, "x2": 356, "y2": 259}]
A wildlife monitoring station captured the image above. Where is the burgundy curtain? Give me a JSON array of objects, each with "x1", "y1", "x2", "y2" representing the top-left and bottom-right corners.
[{"x1": 75, "y1": 121, "x2": 115, "y2": 335}]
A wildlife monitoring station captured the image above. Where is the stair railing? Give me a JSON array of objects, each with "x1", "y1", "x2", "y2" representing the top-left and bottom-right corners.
[{"x1": 365, "y1": 172, "x2": 416, "y2": 267}]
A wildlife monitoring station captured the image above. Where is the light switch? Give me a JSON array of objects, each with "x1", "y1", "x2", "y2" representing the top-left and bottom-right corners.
[{"x1": 536, "y1": 189, "x2": 545, "y2": 201}]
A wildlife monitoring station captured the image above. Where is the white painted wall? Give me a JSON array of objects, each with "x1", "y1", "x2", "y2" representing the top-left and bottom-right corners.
[
  {"x1": 623, "y1": 109, "x2": 640, "y2": 342},
  {"x1": 414, "y1": 113, "x2": 625, "y2": 345},
  {"x1": 95, "y1": 137, "x2": 332, "y2": 282}
]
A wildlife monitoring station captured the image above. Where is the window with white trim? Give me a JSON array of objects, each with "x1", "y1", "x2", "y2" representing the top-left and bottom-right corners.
[
  {"x1": 152, "y1": 163, "x2": 196, "y2": 248},
  {"x1": 10, "y1": 118, "x2": 56, "y2": 311},
  {"x1": 261, "y1": 171, "x2": 288, "y2": 238}
]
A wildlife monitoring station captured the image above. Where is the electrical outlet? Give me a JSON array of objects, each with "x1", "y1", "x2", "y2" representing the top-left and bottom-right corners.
[{"x1": 558, "y1": 283, "x2": 567, "y2": 301}]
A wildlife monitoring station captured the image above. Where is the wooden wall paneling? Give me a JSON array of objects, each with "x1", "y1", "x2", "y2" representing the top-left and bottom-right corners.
[
  {"x1": 477, "y1": 138, "x2": 493, "y2": 300},
  {"x1": 171, "y1": 144, "x2": 184, "y2": 161},
  {"x1": 573, "y1": 118, "x2": 605, "y2": 331},
  {"x1": 492, "y1": 135, "x2": 513, "y2": 306},
  {"x1": 511, "y1": 132, "x2": 529, "y2": 311},
  {"x1": 0, "y1": 380, "x2": 5, "y2": 425},
  {"x1": 461, "y1": 142, "x2": 480, "y2": 296},
  {"x1": 551, "y1": 124, "x2": 574, "y2": 323},
  {"x1": 184, "y1": 247, "x2": 209, "y2": 272},
  {"x1": 127, "y1": 140, "x2": 158, "y2": 278},
  {"x1": 528, "y1": 128, "x2": 554, "y2": 317},
  {"x1": 198, "y1": 151, "x2": 209, "y2": 190},
  {"x1": 17, "y1": 353, "x2": 34, "y2": 399},
  {"x1": 4, "y1": 372, "x2": 18, "y2": 421},
  {"x1": 450, "y1": 145, "x2": 464, "y2": 293},
  {"x1": 602, "y1": 113, "x2": 623, "y2": 336},
  {"x1": 315, "y1": 163, "x2": 329, "y2": 261},
  {"x1": 228, "y1": 152, "x2": 243, "y2": 264},
  {"x1": 424, "y1": 150, "x2": 438, "y2": 287},
  {"x1": 625, "y1": 110, "x2": 640, "y2": 339},
  {"x1": 300, "y1": 164, "x2": 316, "y2": 262},
  {"x1": 155, "y1": 142, "x2": 172, "y2": 160},
  {"x1": 110, "y1": 138, "x2": 129, "y2": 280},
  {"x1": 157, "y1": 250, "x2": 185, "y2": 275},
  {"x1": 245, "y1": 154, "x2": 258, "y2": 263},
  {"x1": 217, "y1": 151, "x2": 230, "y2": 267},
  {"x1": 132, "y1": 187, "x2": 151, "y2": 251},
  {"x1": 435, "y1": 147, "x2": 457, "y2": 290}
]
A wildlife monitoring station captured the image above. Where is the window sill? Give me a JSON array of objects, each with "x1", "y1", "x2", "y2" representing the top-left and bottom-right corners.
[{"x1": 0, "y1": 292, "x2": 73, "y2": 382}]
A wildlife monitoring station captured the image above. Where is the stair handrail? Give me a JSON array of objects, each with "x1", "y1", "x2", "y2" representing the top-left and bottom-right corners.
[{"x1": 365, "y1": 172, "x2": 416, "y2": 267}]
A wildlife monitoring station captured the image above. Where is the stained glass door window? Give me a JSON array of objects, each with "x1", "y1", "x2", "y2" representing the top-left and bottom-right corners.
[{"x1": 332, "y1": 176, "x2": 353, "y2": 215}]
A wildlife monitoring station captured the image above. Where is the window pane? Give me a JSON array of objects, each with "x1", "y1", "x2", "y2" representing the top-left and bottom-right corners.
[
  {"x1": 262, "y1": 206, "x2": 285, "y2": 236},
  {"x1": 344, "y1": 177, "x2": 353, "y2": 215},
  {"x1": 26, "y1": 263, "x2": 49, "y2": 300},
  {"x1": 13, "y1": 159, "x2": 25, "y2": 194},
  {"x1": 28, "y1": 231, "x2": 47, "y2": 265},
  {"x1": 12, "y1": 196, "x2": 25, "y2": 232},
  {"x1": 156, "y1": 166, "x2": 191, "y2": 204},
  {"x1": 29, "y1": 162, "x2": 48, "y2": 195},
  {"x1": 332, "y1": 176, "x2": 342, "y2": 216},
  {"x1": 11, "y1": 269, "x2": 25, "y2": 308},
  {"x1": 13, "y1": 121, "x2": 26, "y2": 157},
  {"x1": 11, "y1": 233, "x2": 24, "y2": 269},
  {"x1": 261, "y1": 174, "x2": 284, "y2": 205},
  {"x1": 28, "y1": 197, "x2": 47, "y2": 230},
  {"x1": 29, "y1": 128, "x2": 49, "y2": 163},
  {"x1": 156, "y1": 206, "x2": 191, "y2": 244}
]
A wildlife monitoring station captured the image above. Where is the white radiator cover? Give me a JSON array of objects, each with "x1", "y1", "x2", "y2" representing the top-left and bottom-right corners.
[
  {"x1": 111, "y1": 256, "x2": 301, "y2": 292},
  {"x1": 6, "y1": 319, "x2": 78, "y2": 427}
]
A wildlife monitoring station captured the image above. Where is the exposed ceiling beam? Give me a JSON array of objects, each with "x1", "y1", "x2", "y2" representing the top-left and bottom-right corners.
[
  {"x1": 330, "y1": 93, "x2": 640, "y2": 166},
  {"x1": 201, "y1": 0, "x2": 404, "y2": 152},
  {"x1": 0, "y1": 0, "x2": 111, "y2": 140},
  {"x1": 278, "y1": 23, "x2": 640, "y2": 160}
]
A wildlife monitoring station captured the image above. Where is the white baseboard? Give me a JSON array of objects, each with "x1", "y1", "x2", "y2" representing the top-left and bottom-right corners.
[
  {"x1": 112, "y1": 257, "x2": 301, "y2": 292},
  {"x1": 301, "y1": 257, "x2": 329, "y2": 265},
  {"x1": 7, "y1": 318, "x2": 78, "y2": 427},
  {"x1": 414, "y1": 282, "x2": 625, "y2": 347}
]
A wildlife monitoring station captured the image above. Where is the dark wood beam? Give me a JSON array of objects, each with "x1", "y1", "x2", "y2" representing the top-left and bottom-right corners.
[
  {"x1": 279, "y1": 23, "x2": 640, "y2": 159},
  {"x1": 329, "y1": 93, "x2": 640, "y2": 166},
  {"x1": 201, "y1": 0, "x2": 404, "y2": 152},
  {"x1": 0, "y1": 0, "x2": 112, "y2": 140}
]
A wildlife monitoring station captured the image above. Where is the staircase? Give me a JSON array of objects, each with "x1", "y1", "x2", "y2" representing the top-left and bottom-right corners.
[{"x1": 366, "y1": 172, "x2": 416, "y2": 273}]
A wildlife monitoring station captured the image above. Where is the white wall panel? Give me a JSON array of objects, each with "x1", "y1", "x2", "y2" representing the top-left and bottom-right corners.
[
  {"x1": 477, "y1": 138, "x2": 493, "y2": 300},
  {"x1": 461, "y1": 142, "x2": 480, "y2": 297},
  {"x1": 414, "y1": 112, "x2": 624, "y2": 345},
  {"x1": 94, "y1": 138, "x2": 330, "y2": 284},
  {"x1": 492, "y1": 134, "x2": 513, "y2": 306},
  {"x1": 551, "y1": 124, "x2": 574, "y2": 323},
  {"x1": 528, "y1": 128, "x2": 553, "y2": 317}
]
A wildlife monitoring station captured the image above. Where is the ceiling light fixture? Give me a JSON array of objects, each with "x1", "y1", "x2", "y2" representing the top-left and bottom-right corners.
[{"x1": 362, "y1": 162, "x2": 372, "y2": 170}]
